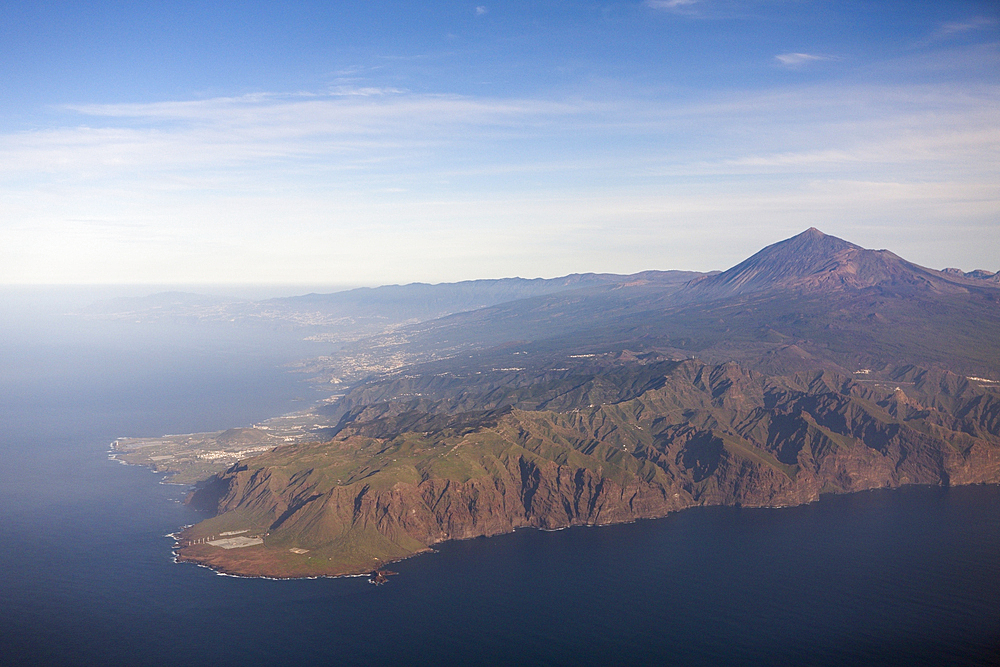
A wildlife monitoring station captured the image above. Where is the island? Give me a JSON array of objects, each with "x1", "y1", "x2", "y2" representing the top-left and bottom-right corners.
[{"x1": 122, "y1": 229, "x2": 1000, "y2": 578}]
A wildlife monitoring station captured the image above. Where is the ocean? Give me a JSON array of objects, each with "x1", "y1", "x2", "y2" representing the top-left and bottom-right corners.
[{"x1": 1, "y1": 287, "x2": 997, "y2": 666}]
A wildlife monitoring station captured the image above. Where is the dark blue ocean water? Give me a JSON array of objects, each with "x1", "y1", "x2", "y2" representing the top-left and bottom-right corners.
[{"x1": 1, "y1": 289, "x2": 998, "y2": 666}]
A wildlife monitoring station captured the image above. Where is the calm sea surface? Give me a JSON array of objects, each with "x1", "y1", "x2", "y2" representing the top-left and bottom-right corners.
[{"x1": 1, "y1": 288, "x2": 998, "y2": 666}]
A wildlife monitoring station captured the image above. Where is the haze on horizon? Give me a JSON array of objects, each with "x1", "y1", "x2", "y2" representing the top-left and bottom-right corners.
[{"x1": 1, "y1": 0, "x2": 998, "y2": 286}]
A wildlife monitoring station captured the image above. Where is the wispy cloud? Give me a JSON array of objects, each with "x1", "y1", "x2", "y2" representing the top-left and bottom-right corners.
[
  {"x1": 1, "y1": 93, "x2": 605, "y2": 181},
  {"x1": 645, "y1": 0, "x2": 700, "y2": 15},
  {"x1": 724, "y1": 125, "x2": 1000, "y2": 174},
  {"x1": 644, "y1": 0, "x2": 757, "y2": 20},
  {"x1": 475, "y1": 6, "x2": 488, "y2": 16},
  {"x1": 775, "y1": 52, "x2": 835, "y2": 67},
  {"x1": 647, "y1": 0, "x2": 699, "y2": 7},
  {"x1": 938, "y1": 16, "x2": 997, "y2": 37},
  {"x1": 8, "y1": 83, "x2": 994, "y2": 186},
  {"x1": 2, "y1": 78, "x2": 998, "y2": 282},
  {"x1": 328, "y1": 86, "x2": 407, "y2": 97}
]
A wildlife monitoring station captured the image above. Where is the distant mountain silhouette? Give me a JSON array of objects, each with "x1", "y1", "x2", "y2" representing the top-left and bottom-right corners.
[
  {"x1": 273, "y1": 270, "x2": 702, "y2": 322},
  {"x1": 83, "y1": 271, "x2": 706, "y2": 333}
]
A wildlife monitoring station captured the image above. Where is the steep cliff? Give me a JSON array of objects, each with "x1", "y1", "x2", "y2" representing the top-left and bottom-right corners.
[{"x1": 177, "y1": 360, "x2": 1000, "y2": 577}]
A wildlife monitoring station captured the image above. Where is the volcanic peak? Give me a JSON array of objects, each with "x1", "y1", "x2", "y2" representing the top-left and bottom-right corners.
[{"x1": 684, "y1": 227, "x2": 965, "y2": 300}]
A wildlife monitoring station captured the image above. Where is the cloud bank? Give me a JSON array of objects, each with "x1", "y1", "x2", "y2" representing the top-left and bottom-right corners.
[{"x1": 2, "y1": 67, "x2": 998, "y2": 283}]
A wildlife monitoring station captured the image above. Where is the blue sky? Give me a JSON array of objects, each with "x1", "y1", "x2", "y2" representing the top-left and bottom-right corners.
[{"x1": 2, "y1": 0, "x2": 998, "y2": 285}]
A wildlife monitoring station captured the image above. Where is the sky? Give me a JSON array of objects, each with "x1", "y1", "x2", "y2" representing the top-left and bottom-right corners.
[{"x1": 1, "y1": 0, "x2": 998, "y2": 285}]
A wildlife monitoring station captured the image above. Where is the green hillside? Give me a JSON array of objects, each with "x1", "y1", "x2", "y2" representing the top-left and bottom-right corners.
[{"x1": 178, "y1": 359, "x2": 1000, "y2": 577}]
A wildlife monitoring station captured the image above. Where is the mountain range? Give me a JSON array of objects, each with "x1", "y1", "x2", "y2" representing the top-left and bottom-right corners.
[
  {"x1": 174, "y1": 229, "x2": 1000, "y2": 578},
  {"x1": 84, "y1": 271, "x2": 704, "y2": 338}
]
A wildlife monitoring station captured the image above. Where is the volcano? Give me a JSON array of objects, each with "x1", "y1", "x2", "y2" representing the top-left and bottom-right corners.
[{"x1": 682, "y1": 227, "x2": 972, "y2": 301}]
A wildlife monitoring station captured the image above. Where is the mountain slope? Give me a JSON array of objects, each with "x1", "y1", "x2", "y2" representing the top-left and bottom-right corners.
[
  {"x1": 326, "y1": 228, "x2": 1000, "y2": 378},
  {"x1": 84, "y1": 270, "x2": 705, "y2": 335},
  {"x1": 682, "y1": 227, "x2": 972, "y2": 300},
  {"x1": 178, "y1": 358, "x2": 1000, "y2": 577},
  {"x1": 276, "y1": 270, "x2": 700, "y2": 322}
]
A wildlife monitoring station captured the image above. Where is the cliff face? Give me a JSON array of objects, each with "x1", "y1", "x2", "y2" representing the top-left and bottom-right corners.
[{"x1": 177, "y1": 361, "x2": 1000, "y2": 578}]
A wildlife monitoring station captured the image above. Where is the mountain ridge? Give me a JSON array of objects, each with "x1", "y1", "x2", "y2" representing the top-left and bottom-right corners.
[{"x1": 82, "y1": 270, "x2": 707, "y2": 335}]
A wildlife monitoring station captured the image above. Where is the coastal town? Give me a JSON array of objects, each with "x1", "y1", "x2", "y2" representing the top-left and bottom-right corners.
[{"x1": 110, "y1": 395, "x2": 344, "y2": 485}]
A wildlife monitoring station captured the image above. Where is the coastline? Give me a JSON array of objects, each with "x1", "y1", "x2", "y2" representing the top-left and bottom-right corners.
[{"x1": 168, "y1": 480, "x2": 1000, "y2": 580}]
